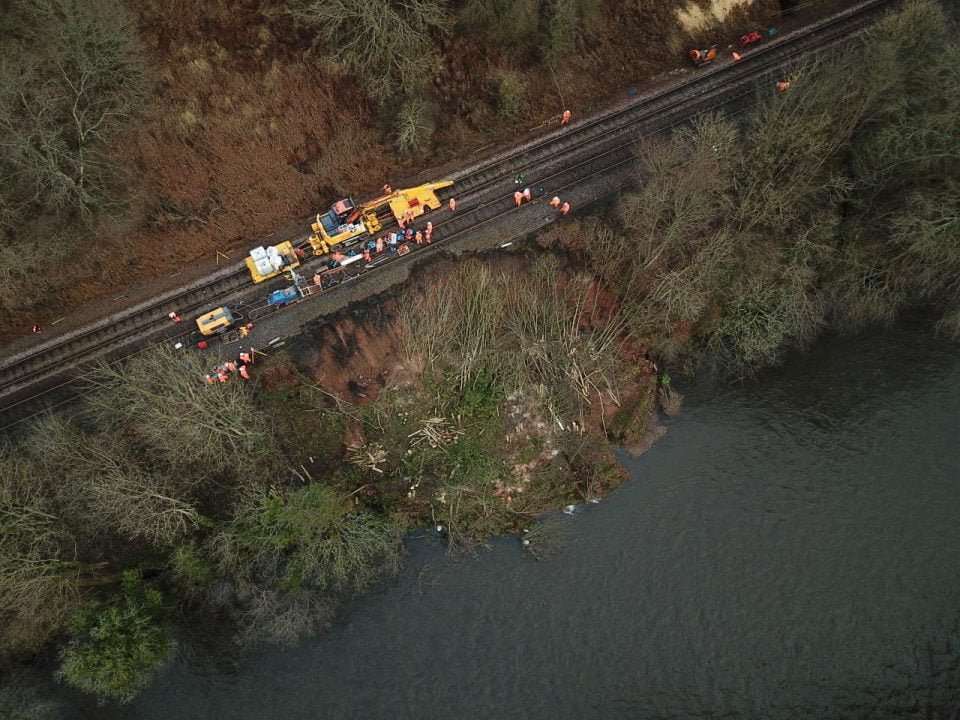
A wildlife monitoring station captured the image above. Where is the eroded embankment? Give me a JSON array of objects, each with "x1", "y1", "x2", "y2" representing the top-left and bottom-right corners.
[{"x1": 254, "y1": 252, "x2": 674, "y2": 542}]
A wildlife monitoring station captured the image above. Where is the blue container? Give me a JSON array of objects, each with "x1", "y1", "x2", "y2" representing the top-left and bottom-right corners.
[{"x1": 268, "y1": 286, "x2": 299, "y2": 307}]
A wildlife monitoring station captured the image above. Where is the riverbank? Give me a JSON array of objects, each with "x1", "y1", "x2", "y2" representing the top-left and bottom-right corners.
[
  {"x1": 21, "y1": 308, "x2": 960, "y2": 720},
  {"x1": 259, "y1": 251, "x2": 665, "y2": 545},
  {"x1": 0, "y1": 1, "x2": 957, "y2": 708}
]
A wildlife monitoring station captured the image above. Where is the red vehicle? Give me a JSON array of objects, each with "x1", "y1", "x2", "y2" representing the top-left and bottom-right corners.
[{"x1": 739, "y1": 31, "x2": 763, "y2": 48}]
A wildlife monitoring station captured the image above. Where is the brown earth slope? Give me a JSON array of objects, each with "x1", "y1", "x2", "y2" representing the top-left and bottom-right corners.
[{"x1": 5, "y1": 0, "x2": 782, "y2": 339}]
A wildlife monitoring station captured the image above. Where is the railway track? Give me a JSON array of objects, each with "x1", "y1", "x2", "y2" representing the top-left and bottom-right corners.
[{"x1": 0, "y1": 0, "x2": 897, "y2": 429}]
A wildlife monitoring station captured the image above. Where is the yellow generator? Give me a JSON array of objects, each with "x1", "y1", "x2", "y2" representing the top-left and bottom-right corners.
[
  {"x1": 196, "y1": 306, "x2": 235, "y2": 336},
  {"x1": 308, "y1": 181, "x2": 453, "y2": 256},
  {"x1": 245, "y1": 241, "x2": 301, "y2": 283}
]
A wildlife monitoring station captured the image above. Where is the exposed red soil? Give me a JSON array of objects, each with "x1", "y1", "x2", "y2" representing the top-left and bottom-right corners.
[
  {"x1": 293, "y1": 301, "x2": 404, "y2": 405},
  {"x1": 277, "y1": 252, "x2": 662, "y2": 456}
]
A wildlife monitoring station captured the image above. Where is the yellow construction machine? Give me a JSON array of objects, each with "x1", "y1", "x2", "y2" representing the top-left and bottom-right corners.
[
  {"x1": 308, "y1": 181, "x2": 452, "y2": 256},
  {"x1": 196, "y1": 306, "x2": 235, "y2": 336}
]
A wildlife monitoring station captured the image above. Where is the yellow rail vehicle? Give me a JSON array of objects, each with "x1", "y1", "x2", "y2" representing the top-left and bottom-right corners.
[
  {"x1": 245, "y1": 241, "x2": 301, "y2": 283},
  {"x1": 308, "y1": 181, "x2": 452, "y2": 256}
]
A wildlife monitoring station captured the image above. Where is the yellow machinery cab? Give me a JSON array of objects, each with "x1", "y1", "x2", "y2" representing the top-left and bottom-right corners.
[
  {"x1": 245, "y1": 241, "x2": 301, "y2": 283},
  {"x1": 386, "y1": 181, "x2": 452, "y2": 223},
  {"x1": 308, "y1": 181, "x2": 453, "y2": 256},
  {"x1": 308, "y1": 199, "x2": 369, "y2": 255},
  {"x1": 196, "y1": 306, "x2": 235, "y2": 336}
]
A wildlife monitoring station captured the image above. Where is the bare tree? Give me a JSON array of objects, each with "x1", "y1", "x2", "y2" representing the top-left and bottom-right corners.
[
  {"x1": 29, "y1": 417, "x2": 201, "y2": 547},
  {"x1": 0, "y1": 445, "x2": 85, "y2": 654},
  {"x1": 289, "y1": 0, "x2": 452, "y2": 103},
  {"x1": 0, "y1": 0, "x2": 146, "y2": 221},
  {"x1": 83, "y1": 345, "x2": 281, "y2": 478}
]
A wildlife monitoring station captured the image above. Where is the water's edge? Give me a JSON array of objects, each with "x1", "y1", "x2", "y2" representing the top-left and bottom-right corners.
[{"x1": 28, "y1": 317, "x2": 960, "y2": 719}]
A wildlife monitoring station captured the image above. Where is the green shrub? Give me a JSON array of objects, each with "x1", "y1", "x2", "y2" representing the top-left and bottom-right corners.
[
  {"x1": 492, "y1": 69, "x2": 527, "y2": 120},
  {"x1": 169, "y1": 542, "x2": 217, "y2": 598},
  {"x1": 55, "y1": 571, "x2": 173, "y2": 705},
  {"x1": 211, "y1": 483, "x2": 403, "y2": 643},
  {"x1": 543, "y1": 0, "x2": 599, "y2": 65},
  {"x1": 220, "y1": 484, "x2": 402, "y2": 595}
]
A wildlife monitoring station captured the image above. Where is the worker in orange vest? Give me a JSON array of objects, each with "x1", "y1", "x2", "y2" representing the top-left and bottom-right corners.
[
  {"x1": 168, "y1": 311, "x2": 182, "y2": 324},
  {"x1": 732, "y1": 51, "x2": 743, "y2": 62},
  {"x1": 448, "y1": 197, "x2": 457, "y2": 212},
  {"x1": 205, "y1": 374, "x2": 216, "y2": 384},
  {"x1": 217, "y1": 370, "x2": 229, "y2": 383},
  {"x1": 513, "y1": 190, "x2": 523, "y2": 207},
  {"x1": 239, "y1": 365, "x2": 251, "y2": 380},
  {"x1": 426, "y1": 221, "x2": 432, "y2": 235},
  {"x1": 560, "y1": 201, "x2": 570, "y2": 215},
  {"x1": 239, "y1": 351, "x2": 252, "y2": 365},
  {"x1": 777, "y1": 81, "x2": 791, "y2": 92},
  {"x1": 363, "y1": 248, "x2": 372, "y2": 262},
  {"x1": 383, "y1": 184, "x2": 392, "y2": 194},
  {"x1": 313, "y1": 272, "x2": 323, "y2": 286},
  {"x1": 522, "y1": 188, "x2": 532, "y2": 202},
  {"x1": 561, "y1": 110, "x2": 572, "y2": 125},
  {"x1": 549, "y1": 196, "x2": 561, "y2": 208},
  {"x1": 415, "y1": 230, "x2": 423, "y2": 245},
  {"x1": 425, "y1": 228, "x2": 432, "y2": 243},
  {"x1": 225, "y1": 361, "x2": 237, "y2": 373},
  {"x1": 376, "y1": 236, "x2": 384, "y2": 253}
]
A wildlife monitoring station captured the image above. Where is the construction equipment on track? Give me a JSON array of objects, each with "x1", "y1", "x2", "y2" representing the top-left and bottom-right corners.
[
  {"x1": 307, "y1": 181, "x2": 452, "y2": 256},
  {"x1": 245, "y1": 241, "x2": 301, "y2": 283},
  {"x1": 196, "y1": 306, "x2": 235, "y2": 336}
]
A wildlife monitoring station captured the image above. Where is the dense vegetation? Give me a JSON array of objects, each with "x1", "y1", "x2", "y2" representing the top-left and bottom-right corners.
[
  {"x1": 0, "y1": 0, "x2": 146, "y2": 315},
  {"x1": 546, "y1": 0, "x2": 960, "y2": 376},
  {"x1": 0, "y1": 255, "x2": 635, "y2": 706},
  {"x1": 2, "y1": 0, "x2": 958, "y2": 711}
]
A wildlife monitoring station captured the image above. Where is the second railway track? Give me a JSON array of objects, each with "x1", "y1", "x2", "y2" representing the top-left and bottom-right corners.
[{"x1": 0, "y1": 0, "x2": 897, "y2": 427}]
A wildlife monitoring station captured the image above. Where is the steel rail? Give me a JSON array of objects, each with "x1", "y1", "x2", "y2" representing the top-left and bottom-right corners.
[{"x1": 0, "y1": 0, "x2": 897, "y2": 424}]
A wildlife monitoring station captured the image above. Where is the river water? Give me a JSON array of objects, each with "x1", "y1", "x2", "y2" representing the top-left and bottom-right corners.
[{"x1": 50, "y1": 317, "x2": 960, "y2": 719}]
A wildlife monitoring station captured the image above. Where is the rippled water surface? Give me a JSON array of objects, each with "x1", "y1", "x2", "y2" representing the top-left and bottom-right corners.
[{"x1": 60, "y1": 319, "x2": 960, "y2": 719}]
